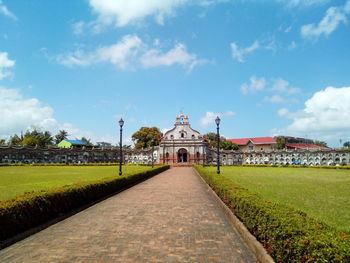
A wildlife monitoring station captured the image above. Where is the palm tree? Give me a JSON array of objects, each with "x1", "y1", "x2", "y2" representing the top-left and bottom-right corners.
[{"x1": 55, "y1": 130, "x2": 68, "y2": 144}]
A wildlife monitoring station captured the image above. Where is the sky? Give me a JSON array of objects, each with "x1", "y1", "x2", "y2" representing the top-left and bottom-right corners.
[{"x1": 0, "y1": 0, "x2": 350, "y2": 147}]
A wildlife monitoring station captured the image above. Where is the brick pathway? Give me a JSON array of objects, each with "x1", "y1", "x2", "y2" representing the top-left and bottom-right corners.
[{"x1": 0, "y1": 167, "x2": 258, "y2": 263}]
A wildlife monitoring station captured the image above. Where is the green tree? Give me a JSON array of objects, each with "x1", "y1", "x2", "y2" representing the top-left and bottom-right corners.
[
  {"x1": 203, "y1": 132, "x2": 217, "y2": 142},
  {"x1": 314, "y1": 140, "x2": 328, "y2": 147},
  {"x1": 0, "y1": 139, "x2": 6, "y2": 146},
  {"x1": 275, "y1": 137, "x2": 286, "y2": 149},
  {"x1": 8, "y1": 134, "x2": 22, "y2": 146},
  {"x1": 22, "y1": 135, "x2": 40, "y2": 146},
  {"x1": 343, "y1": 141, "x2": 350, "y2": 148},
  {"x1": 220, "y1": 140, "x2": 239, "y2": 150},
  {"x1": 55, "y1": 130, "x2": 68, "y2": 144},
  {"x1": 22, "y1": 128, "x2": 53, "y2": 147},
  {"x1": 80, "y1": 137, "x2": 92, "y2": 146},
  {"x1": 203, "y1": 133, "x2": 239, "y2": 150},
  {"x1": 132, "y1": 127, "x2": 162, "y2": 149}
]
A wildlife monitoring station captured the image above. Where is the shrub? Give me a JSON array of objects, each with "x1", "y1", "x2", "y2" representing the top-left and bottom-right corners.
[
  {"x1": 195, "y1": 165, "x2": 350, "y2": 262},
  {"x1": 0, "y1": 165, "x2": 169, "y2": 242}
]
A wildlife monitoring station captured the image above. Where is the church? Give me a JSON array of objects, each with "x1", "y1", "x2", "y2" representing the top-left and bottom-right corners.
[{"x1": 159, "y1": 114, "x2": 207, "y2": 165}]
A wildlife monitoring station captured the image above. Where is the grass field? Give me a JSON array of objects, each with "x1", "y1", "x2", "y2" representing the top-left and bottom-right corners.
[
  {"x1": 205, "y1": 166, "x2": 350, "y2": 233},
  {"x1": 0, "y1": 165, "x2": 153, "y2": 201}
]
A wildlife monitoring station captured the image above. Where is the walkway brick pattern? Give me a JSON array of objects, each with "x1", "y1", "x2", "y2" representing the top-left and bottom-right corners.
[{"x1": 0, "y1": 167, "x2": 257, "y2": 262}]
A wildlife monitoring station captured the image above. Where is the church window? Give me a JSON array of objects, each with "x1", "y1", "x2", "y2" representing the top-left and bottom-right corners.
[
  {"x1": 181, "y1": 133, "x2": 184, "y2": 138},
  {"x1": 170, "y1": 135, "x2": 174, "y2": 139},
  {"x1": 180, "y1": 116, "x2": 184, "y2": 124},
  {"x1": 192, "y1": 134, "x2": 195, "y2": 139}
]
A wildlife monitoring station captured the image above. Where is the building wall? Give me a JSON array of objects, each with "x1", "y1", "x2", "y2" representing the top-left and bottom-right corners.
[
  {"x1": 57, "y1": 140, "x2": 72, "y2": 148},
  {"x1": 239, "y1": 142, "x2": 275, "y2": 152}
]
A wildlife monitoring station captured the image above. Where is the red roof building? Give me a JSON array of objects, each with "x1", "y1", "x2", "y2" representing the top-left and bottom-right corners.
[
  {"x1": 227, "y1": 137, "x2": 277, "y2": 152},
  {"x1": 285, "y1": 143, "x2": 328, "y2": 150}
]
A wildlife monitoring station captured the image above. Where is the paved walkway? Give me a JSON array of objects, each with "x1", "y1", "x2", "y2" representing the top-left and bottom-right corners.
[{"x1": 0, "y1": 167, "x2": 257, "y2": 263}]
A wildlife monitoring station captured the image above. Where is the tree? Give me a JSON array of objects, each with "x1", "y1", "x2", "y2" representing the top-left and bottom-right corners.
[
  {"x1": 275, "y1": 137, "x2": 286, "y2": 149},
  {"x1": 0, "y1": 139, "x2": 6, "y2": 146},
  {"x1": 132, "y1": 127, "x2": 162, "y2": 149},
  {"x1": 343, "y1": 141, "x2": 350, "y2": 148},
  {"x1": 203, "y1": 133, "x2": 239, "y2": 150},
  {"x1": 314, "y1": 140, "x2": 328, "y2": 147},
  {"x1": 22, "y1": 135, "x2": 40, "y2": 146},
  {"x1": 55, "y1": 130, "x2": 68, "y2": 144},
  {"x1": 80, "y1": 137, "x2": 92, "y2": 146},
  {"x1": 203, "y1": 132, "x2": 217, "y2": 142},
  {"x1": 22, "y1": 128, "x2": 53, "y2": 147},
  {"x1": 8, "y1": 134, "x2": 22, "y2": 146}
]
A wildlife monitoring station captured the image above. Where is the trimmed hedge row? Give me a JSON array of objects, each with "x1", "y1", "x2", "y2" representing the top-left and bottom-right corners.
[
  {"x1": 242, "y1": 164, "x2": 350, "y2": 169},
  {"x1": 0, "y1": 163, "x2": 159, "y2": 167},
  {"x1": 195, "y1": 165, "x2": 350, "y2": 262},
  {"x1": 0, "y1": 165, "x2": 169, "y2": 242}
]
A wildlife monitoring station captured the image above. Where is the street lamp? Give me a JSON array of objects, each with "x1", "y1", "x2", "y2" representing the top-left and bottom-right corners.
[
  {"x1": 118, "y1": 118, "x2": 124, "y2": 176},
  {"x1": 215, "y1": 116, "x2": 221, "y2": 174},
  {"x1": 151, "y1": 139, "x2": 155, "y2": 168}
]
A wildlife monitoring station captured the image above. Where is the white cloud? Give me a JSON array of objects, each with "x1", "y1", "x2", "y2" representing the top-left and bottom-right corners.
[
  {"x1": 240, "y1": 76, "x2": 266, "y2": 95},
  {"x1": 0, "y1": 1, "x2": 17, "y2": 20},
  {"x1": 271, "y1": 78, "x2": 300, "y2": 95},
  {"x1": 140, "y1": 43, "x2": 206, "y2": 71},
  {"x1": 231, "y1": 40, "x2": 260, "y2": 63},
  {"x1": 0, "y1": 87, "x2": 114, "y2": 144},
  {"x1": 56, "y1": 35, "x2": 143, "y2": 69},
  {"x1": 56, "y1": 35, "x2": 205, "y2": 71},
  {"x1": 88, "y1": 0, "x2": 188, "y2": 27},
  {"x1": 0, "y1": 52, "x2": 15, "y2": 80},
  {"x1": 0, "y1": 87, "x2": 55, "y2": 137},
  {"x1": 264, "y1": 94, "x2": 285, "y2": 103},
  {"x1": 241, "y1": 76, "x2": 300, "y2": 104},
  {"x1": 200, "y1": 111, "x2": 235, "y2": 128},
  {"x1": 72, "y1": 21, "x2": 85, "y2": 35},
  {"x1": 301, "y1": 1, "x2": 350, "y2": 39},
  {"x1": 279, "y1": 0, "x2": 330, "y2": 8},
  {"x1": 275, "y1": 86, "x2": 350, "y2": 141},
  {"x1": 288, "y1": 41, "x2": 297, "y2": 50}
]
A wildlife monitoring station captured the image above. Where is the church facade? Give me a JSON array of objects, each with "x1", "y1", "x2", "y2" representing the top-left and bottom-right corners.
[{"x1": 159, "y1": 114, "x2": 207, "y2": 165}]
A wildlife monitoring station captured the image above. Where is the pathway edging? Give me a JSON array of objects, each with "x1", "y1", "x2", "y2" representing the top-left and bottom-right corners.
[{"x1": 193, "y1": 167, "x2": 275, "y2": 263}]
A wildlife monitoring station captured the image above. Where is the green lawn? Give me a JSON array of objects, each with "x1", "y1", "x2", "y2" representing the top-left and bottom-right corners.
[
  {"x1": 0, "y1": 165, "x2": 153, "y2": 201},
  {"x1": 206, "y1": 166, "x2": 350, "y2": 232}
]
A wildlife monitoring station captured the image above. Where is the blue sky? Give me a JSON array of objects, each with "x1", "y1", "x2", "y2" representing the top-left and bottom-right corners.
[{"x1": 1, "y1": 0, "x2": 350, "y2": 147}]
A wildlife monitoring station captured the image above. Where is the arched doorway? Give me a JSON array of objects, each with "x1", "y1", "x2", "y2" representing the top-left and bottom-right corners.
[{"x1": 178, "y1": 148, "x2": 188, "y2": 163}]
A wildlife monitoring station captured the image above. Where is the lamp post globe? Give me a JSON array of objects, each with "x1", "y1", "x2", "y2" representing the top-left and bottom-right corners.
[
  {"x1": 215, "y1": 116, "x2": 221, "y2": 174},
  {"x1": 118, "y1": 118, "x2": 124, "y2": 176}
]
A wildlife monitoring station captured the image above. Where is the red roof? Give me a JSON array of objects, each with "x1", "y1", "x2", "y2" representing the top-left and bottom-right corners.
[
  {"x1": 227, "y1": 137, "x2": 276, "y2": 145},
  {"x1": 285, "y1": 143, "x2": 328, "y2": 149}
]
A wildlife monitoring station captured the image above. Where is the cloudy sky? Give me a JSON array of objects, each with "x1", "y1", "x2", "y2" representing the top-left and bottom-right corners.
[{"x1": 1, "y1": 0, "x2": 350, "y2": 147}]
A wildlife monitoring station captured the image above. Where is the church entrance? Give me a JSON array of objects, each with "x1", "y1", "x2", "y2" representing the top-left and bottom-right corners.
[{"x1": 177, "y1": 148, "x2": 188, "y2": 163}]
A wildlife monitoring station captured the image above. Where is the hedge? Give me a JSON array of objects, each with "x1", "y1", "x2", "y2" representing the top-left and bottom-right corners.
[
  {"x1": 242, "y1": 164, "x2": 350, "y2": 169},
  {"x1": 195, "y1": 165, "x2": 350, "y2": 262},
  {"x1": 0, "y1": 163, "x2": 160, "y2": 167},
  {"x1": 0, "y1": 165, "x2": 169, "y2": 242}
]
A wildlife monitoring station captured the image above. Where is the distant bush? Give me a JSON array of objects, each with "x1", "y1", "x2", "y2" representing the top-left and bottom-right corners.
[
  {"x1": 195, "y1": 165, "x2": 350, "y2": 262},
  {"x1": 0, "y1": 165, "x2": 169, "y2": 242},
  {"x1": 242, "y1": 164, "x2": 350, "y2": 169}
]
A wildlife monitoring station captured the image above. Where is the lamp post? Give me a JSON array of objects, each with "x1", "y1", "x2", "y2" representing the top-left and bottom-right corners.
[
  {"x1": 151, "y1": 139, "x2": 155, "y2": 168},
  {"x1": 118, "y1": 118, "x2": 124, "y2": 176},
  {"x1": 215, "y1": 116, "x2": 221, "y2": 174}
]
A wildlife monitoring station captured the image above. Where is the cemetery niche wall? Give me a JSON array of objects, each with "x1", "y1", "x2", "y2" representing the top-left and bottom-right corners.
[{"x1": 1, "y1": 113, "x2": 350, "y2": 166}]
